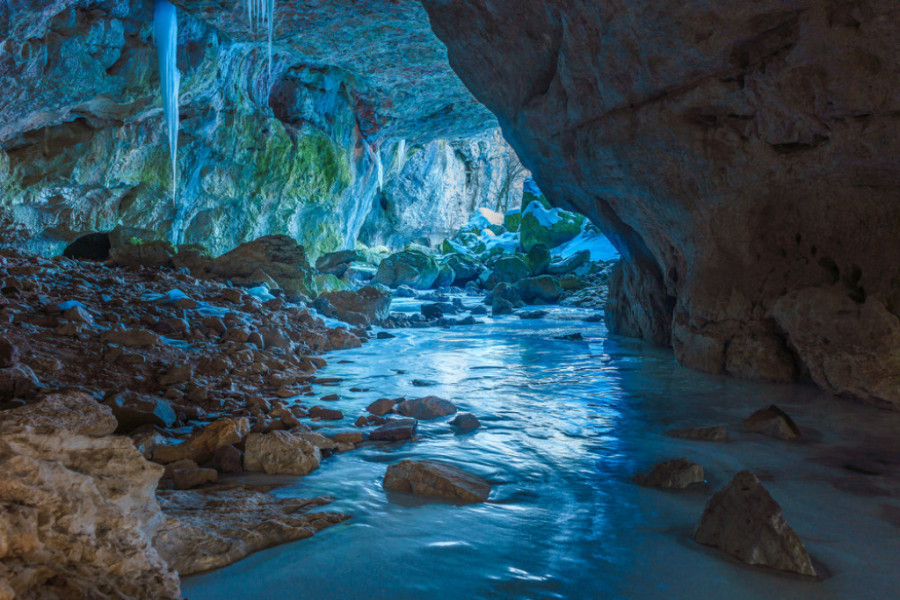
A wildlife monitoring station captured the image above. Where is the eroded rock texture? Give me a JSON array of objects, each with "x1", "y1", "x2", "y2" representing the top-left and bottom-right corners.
[
  {"x1": 1, "y1": 0, "x2": 525, "y2": 255},
  {"x1": 422, "y1": 0, "x2": 900, "y2": 406}
]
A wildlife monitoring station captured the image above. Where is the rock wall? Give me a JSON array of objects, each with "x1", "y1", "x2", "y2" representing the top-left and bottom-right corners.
[
  {"x1": 421, "y1": 0, "x2": 900, "y2": 407},
  {"x1": 0, "y1": 0, "x2": 522, "y2": 258}
]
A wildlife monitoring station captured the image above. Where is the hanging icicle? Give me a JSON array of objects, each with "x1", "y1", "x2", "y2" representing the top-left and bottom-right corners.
[
  {"x1": 244, "y1": 0, "x2": 275, "y2": 77},
  {"x1": 397, "y1": 139, "x2": 407, "y2": 171},
  {"x1": 153, "y1": 0, "x2": 179, "y2": 198}
]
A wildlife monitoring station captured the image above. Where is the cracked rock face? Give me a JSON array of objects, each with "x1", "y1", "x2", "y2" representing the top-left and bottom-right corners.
[{"x1": 422, "y1": 0, "x2": 900, "y2": 406}]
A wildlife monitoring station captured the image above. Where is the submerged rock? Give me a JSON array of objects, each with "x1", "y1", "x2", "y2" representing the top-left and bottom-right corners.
[
  {"x1": 395, "y1": 396, "x2": 457, "y2": 420},
  {"x1": 633, "y1": 458, "x2": 704, "y2": 489},
  {"x1": 694, "y1": 471, "x2": 816, "y2": 576},
  {"x1": 665, "y1": 425, "x2": 728, "y2": 442},
  {"x1": 743, "y1": 405, "x2": 802, "y2": 441},
  {"x1": 243, "y1": 431, "x2": 321, "y2": 476},
  {"x1": 383, "y1": 459, "x2": 491, "y2": 503}
]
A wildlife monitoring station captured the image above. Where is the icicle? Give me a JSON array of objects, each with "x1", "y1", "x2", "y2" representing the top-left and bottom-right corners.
[
  {"x1": 397, "y1": 139, "x2": 406, "y2": 171},
  {"x1": 245, "y1": 0, "x2": 275, "y2": 77},
  {"x1": 375, "y1": 148, "x2": 384, "y2": 191},
  {"x1": 153, "y1": 0, "x2": 179, "y2": 199},
  {"x1": 267, "y1": 0, "x2": 274, "y2": 79}
]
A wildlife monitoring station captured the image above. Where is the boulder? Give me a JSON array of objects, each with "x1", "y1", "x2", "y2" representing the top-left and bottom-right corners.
[
  {"x1": 367, "y1": 397, "x2": 398, "y2": 416},
  {"x1": 212, "y1": 444, "x2": 243, "y2": 474},
  {"x1": 518, "y1": 186, "x2": 584, "y2": 252},
  {"x1": 243, "y1": 431, "x2": 321, "y2": 476},
  {"x1": 0, "y1": 339, "x2": 17, "y2": 368},
  {"x1": 316, "y1": 249, "x2": 365, "y2": 275},
  {"x1": 374, "y1": 250, "x2": 439, "y2": 289},
  {"x1": 109, "y1": 240, "x2": 176, "y2": 269},
  {"x1": 370, "y1": 418, "x2": 418, "y2": 442},
  {"x1": 4, "y1": 392, "x2": 117, "y2": 437},
  {"x1": 433, "y1": 262, "x2": 456, "y2": 288},
  {"x1": 633, "y1": 458, "x2": 705, "y2": 489},
  {"x1": 308, "y1": 405, "x2": 344, "y2": 421},
  {"x1": 492, "y1": 298, "x2": 514, "y2": 316},
  {"x1": 525, "y1": 244, "x2": 551, "y2": 275},
  {"x1": 487, "y1": 256, "x2": 530, "y2": 287},
  {"x1": 316, "y1": 285, "x2": 392, "y2": 326},
  {"x1": 665, "y1": 425, "x2": 728, "y2": 442},
  {"x1": 421, "y1": 303, "x2": 444, "y2": 320},
  {"x1": 395, "y1": 396, "x2": 457, "y2": 420},
  {"x1": 445, "y1": 254, "x2": 481, "y2": 284},
  {"x1": 547, "y1": 250, "x2": 591, "y2": 275},
  {"x1": 383, "y1": 459, "x2": 491, "y2": 503},
  {"x1": 100, "y1": 328, "x2": 161, "y2": 348},
  {"x1": 208, "y1": 235, "x2": 316, "y2": 297},
  {"x1": 171, "y1": 467, "x2": 218, "y2": 490},
  {"x1": 63, "y1": 231, "x2": 111, "y2": 261},
  {"x1": 153, "y1": 418, "x2": 250, "y2": 464},
  {"x1": 450, "y1": 413, "x2": 481, "y2": 431},
  {"x1": 694, "y1": 471, "x2": 816, "y2": 576},
  {"x1": 0, "y1": 364, "x2": 41, "y2": 401},
  {"x1": 105, "y1": 391, "x2": 177, "y2": 433},
  {"x1": 517, "y1": 275, "x2": 562, "y2": 304},
  {"x1": 742, "y1": 405, "x2": 801, "y2": 441}
]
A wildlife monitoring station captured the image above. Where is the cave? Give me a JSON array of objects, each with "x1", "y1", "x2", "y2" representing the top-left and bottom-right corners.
[{"x1": 2, "y1": 1, "x2": 899, "y2": 598}]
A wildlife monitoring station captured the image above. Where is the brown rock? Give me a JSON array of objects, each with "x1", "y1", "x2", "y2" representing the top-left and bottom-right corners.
[
  {"x1": 633, "y1": 458, "x2": 705, "y2": 489},
  {"x1": 153, "y1": 418, "x2": 250, "y2": 464},
  {"x1": 742, "y1": 405, "x2": 801, "y2": 441},
  {"x1": 333, "y1": 432, "x2": 365, "y2": 444},
  {"x1": 4, "y1": 392, "x2": 117, "y2": 437},
  {"x1": 243, "y1": 431, "x2": 321, "y2": 476},
  {"x1": 212, "y1": 444, "x2": 244, "y2": 474},
  {"x1": 449, "y1": 413, "x2": 481, "y2": 431},
  {"x1": 370, "y1": 418, "x2": 417, "y2": 442},
  {"x1": 316, "y1": 286, "x2": 392, "y2": 326},
  {"x1": 308, "y1": 405, "x2": 344, "y2": 421},
  {"x1": 366, "y1": 397, "x2": 397, "y2": 416},
  {"x1": 0, "y1": 339, "x2": 18, "y2": 368},
  {"x1": 172, "y1": 467, "x2": 218, "y2": 490},
  {"x1": 395, "y1": 396, "x2": 457, "y2": 420},
  {"x1": 354, "y1": 416, "x2": 368, "y2": 427},
  {"x1": 383, "y1": 459, "x2": 491, "y2": 503},
  {"x1": 0, "y1": 364, "x2": 41, "y2": 400},
  {"x1": 105, "y1": 391, "x2": 177, "y2": 433},
  {"x1": 694, "y1": 471, "x2": 816, "y2": 576},
  {"x1": 100, "y1": 328, "x2": 161, "y2": 347}
]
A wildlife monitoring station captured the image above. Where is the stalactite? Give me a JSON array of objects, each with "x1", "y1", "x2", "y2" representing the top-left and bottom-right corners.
[{"x1": 153, "y1": 0, "x2": 179, "y2": 199}]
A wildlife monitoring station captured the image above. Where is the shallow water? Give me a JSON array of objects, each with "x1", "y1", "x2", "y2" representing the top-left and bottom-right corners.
[{"x1": 184, "y1": 300, "x2": 900, "y2": 600}]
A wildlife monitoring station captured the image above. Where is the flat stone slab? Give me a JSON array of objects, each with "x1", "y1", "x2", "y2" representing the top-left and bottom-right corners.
[{"x1": 383, "y1": 459, "x2": 491, "y2": 503}]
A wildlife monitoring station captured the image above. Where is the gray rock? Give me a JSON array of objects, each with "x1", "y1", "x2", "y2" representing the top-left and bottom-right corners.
[
  {"x1": 633, "y1": 458, "x2": 704, "y2": 489},
  {"x1": 694, "y1": 471, "x2": 816, "y2": 576}
]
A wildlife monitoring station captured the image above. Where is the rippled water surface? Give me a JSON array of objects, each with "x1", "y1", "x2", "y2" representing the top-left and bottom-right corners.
[{"x1": 184, "y1": 299, "x2": 900, "y2": 599}]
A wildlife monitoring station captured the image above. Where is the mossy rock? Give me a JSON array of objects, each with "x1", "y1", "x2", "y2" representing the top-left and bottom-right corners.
[
  {"x1": 503, "y1": 209, "x2": 522, "y2": 232},
  {"x1": 374, "y1": 250, "x2": 440, "y2": 289}
]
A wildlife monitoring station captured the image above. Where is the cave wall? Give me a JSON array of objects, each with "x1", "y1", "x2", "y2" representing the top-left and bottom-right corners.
[
  {"x1": 421, "y1": 0, "x2": 900, "y2": 407},
  {"x1": 0, "y1": 0, "x2": 521, "y2": 257}
]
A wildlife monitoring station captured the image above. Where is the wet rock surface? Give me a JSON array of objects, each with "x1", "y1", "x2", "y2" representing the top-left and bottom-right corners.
[
  {"x1": 383, "y1": 459, "x2": 491, "y2": 503},
  {"x1": 395, "y1": 396, "x2": 458, "y2": 420},
  {"x1": 633, "y1": 458, "x2": 705, "y2": 489},
  {"x1": 743, "y1": 405, "x2": 802, "y2": 441},
  {"x1": 694, "y1": 471, "x2": 816, "y2": 576}
]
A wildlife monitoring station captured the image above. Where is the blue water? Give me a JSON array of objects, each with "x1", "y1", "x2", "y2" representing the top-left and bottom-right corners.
[{"x1": 183, "y1": 300, "x2": 900, "y2": 599}]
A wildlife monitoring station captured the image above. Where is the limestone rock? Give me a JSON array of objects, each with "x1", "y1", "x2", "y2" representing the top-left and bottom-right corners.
[
  {"x1": 4, "y1": 392, "x2": 117, "y2": 437},
  {"x1": 743, "y1": 405, "x2": 801, "y2": 441},
  {"x1": 370, "y1": 418, "x2": 418, "y2": 442},
  {"x1": 383, "y1": 459, "x2": 491, "y2": 503},
  {"x1": 154, "y1": 487, "x2": 349, "y2": 576},
  {"x1": 243, "y1": 431, "x2": 321, "y2": 476},
  {"x1": 633, "y1": 458, "x2": 705, "y2": 489},
  {"x1": 153, "y1": 418, "x2": 250, "y2": 464},
  {"x1": 395, "y1": 396, "x2": 457, "y2": 420},
  {"x1": 694, "y1": 471, "x2": 816, "y2": 576},
  {"x1": 518, "y1": 187, "x2": 584, "y2": 252}
]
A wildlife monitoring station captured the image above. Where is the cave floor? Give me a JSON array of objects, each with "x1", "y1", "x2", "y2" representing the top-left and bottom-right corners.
[{"x1": 184, "y1": 299, "x2": 900, "y2": 599}]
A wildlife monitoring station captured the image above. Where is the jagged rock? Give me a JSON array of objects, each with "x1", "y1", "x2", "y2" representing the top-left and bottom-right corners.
[
  {"x1": 383, "y1": 459, "x2": 491, "y2": 503},
  {"x1": 370, "y1": 418, "x2": 418, "y2": 442},
  {"x1": 547, "y1": 250, "x2": 591, "y2": 275},
  {"x1": 395, "y1": 396, "x2": 457, "y2": 420},
  {"x1": 450, "y1": 413, "x2": 481, "y2": 432},
  {"x1": 316, "y1": 285, "x2": 392, "y2": 326},
  {"x1": 4, "y1": 392, "x2": 117, "y2": 437},
  {"x1": 374, "y1": 250, "x2": 440, "y2": 289},
  {"x1": 243, "y1": 431, "x2": 321, "y2": 476},
  {"x1": 743, "y1": 405, "x2": 801, "y2": 441},
  {"x1": 316, "y1": 249, "x2": 365, "y2": 275},
  {"x1": 0, "y1": 417, "x2": 180, "y2": 598},
  {"x1": 208, "y1": 236, "x2": 316, "y2": 297},
  {"x1": 153, "y1": 487, "x2": 349, "y2": 576},
  {"x1": 633, "y1": 458, "x2": 704, "y2": 489},
  {"x1": 665, "y1": 425, "x2": 728, "y2": 442},
  {"x1": 694, "y1": 471, "x2": 816, "y2": 576},
  {"x1": 296, "y1": 432, "x2": 338, "y2": 452},
  {"x1": 153, "y1": 418, "x2": 250, "y2": 464},
  {"x1": 0, "y1": 364, "x2": 41, "y2": 401},
  {"x1": 367, "y1": 397, "x2": 398, "y2": 416},
  {"x1": 105, "y1": 391, "x2": 177, "y2": 433}
]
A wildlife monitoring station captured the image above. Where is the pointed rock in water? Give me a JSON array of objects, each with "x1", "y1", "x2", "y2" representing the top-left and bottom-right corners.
[
  {"x1": 666, "y1": 425, "x2": 728, "y2": 442},
  {"x1": 694, "y1": 471, "x2": 816, "y2": 576},
  {"x1": 743, "y1": 405, "x2": 802, "y2": 441},
  {"x1": 383, "y1": 459, "x2": 491, "y2": 503},
  {"x1": 243, "y1": 431, "x2": 321, "y2": 476},
  {"x1": 396, "y1": 396, "x2": 457, "y2": 420},
  {"x1": 633, "y1": 458, "x2": 704, "y2": 489},
  {"x1": 377, "y1": 331, "x2": 396, "y2": 339},
  {"x1": 370, "y1": 418, "x2": 417, "y2": 441},
  {"x1": 450, "y1": 413, "x2": 481, "y2": 432}
]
